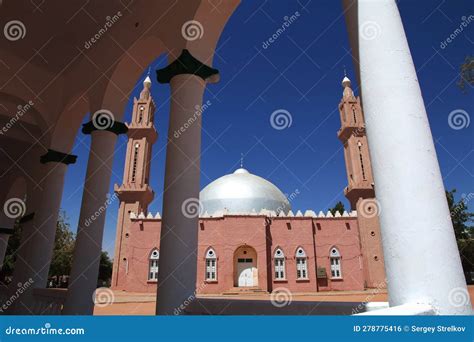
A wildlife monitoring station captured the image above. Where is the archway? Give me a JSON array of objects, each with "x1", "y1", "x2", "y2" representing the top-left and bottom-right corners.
[{"x1": 233, "y1": 246, "x2": 258, "y2": 287}]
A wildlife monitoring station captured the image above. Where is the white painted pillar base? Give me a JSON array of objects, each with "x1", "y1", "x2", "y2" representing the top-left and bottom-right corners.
[
  {"x1": 358, "y1": 303, "x2": 435, "y2": 316},
  {"x1": 354, "y1": 0, "x2": 471, "y2": 315},
  {"x1": 157, "y1": 74, "x2": 206, "y2": 315},
  {"x1": 63, "y1": 130, "x2": 117, "y2": 315}
]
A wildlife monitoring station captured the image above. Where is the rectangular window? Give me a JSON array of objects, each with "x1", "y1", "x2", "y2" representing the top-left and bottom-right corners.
[
  {"x1": 296, "y1": 258, "x2": 307, "y2": 279},
  {"x1": 274, "y1": 258, "x2": 285, "y2": 280},
  {"x1": 330, "y1": 257, "x2": 342, "y2": 278},
  {"x1": 206, "y1": 259, "x2": 217, "y2": 281},
  {"x1": 149, "y1": 260, "x2": 159, "y2": 280}
]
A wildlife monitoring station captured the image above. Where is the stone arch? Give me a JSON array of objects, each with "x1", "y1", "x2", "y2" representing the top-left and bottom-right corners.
[
  {"x1": 233, "y1": 245, "x2": 258, "y2": 287},
  {"x1": 205, "y1": 246, "x2": 217, "y2": 259},
  {"x1": 273, "y1": 246, "x2": 285, "y2": 259},
  {"x1": 148, "y1": 247, "x2": 160, "y2": 281},
  {"x1": 49, "y1": 93, "x2": 90, "y2": 153},
  {"x1": 96, "y1": 36, "x2": 166, "y2": 121},
  {"x1": 1, "y1": 175, "x2": 27, "y2": 215}
]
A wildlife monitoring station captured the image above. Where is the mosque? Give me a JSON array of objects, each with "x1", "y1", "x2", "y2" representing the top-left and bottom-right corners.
[
  {"x1": 111, "y1": 74, "x2": 386, "y2": 295},
  {"x1": 0, "y1": 0, "x2": 469, "y2": 316}
]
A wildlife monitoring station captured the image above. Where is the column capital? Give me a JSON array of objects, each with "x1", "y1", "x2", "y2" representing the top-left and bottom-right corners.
[
  {"x1": 82, "y1": 120, "x2": 128, "y2": 136},
  {"x1": 40, "y1": 149, "x2": 77, "y2": 165},
  {"x1": 156, "y1": 49, "x2": 219, "y2": 84},
  {"x1": 0, "y1": 227, "x2": 13, "y2": 235},
  {"x1": 19, "y1": 212, "x2": 35, "y2": 223}
]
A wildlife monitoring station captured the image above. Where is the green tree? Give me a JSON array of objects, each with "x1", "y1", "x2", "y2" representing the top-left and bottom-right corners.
[
  {"x1": 329, "y1": 201, "x2": 345, "y2": 216},
  {"x1": 1, "y1": 210, "x2": 75, "y2": 284},
  {"x1": 446, "y1": 189, "x2": 473, "y2": 240},
  {"x1": 457, "y1": 56, "x2": 473, "y2": 93},
  {"x1": 446, "y1": 189, "x2": 474, "y2": 282},
  {"x1": 2, "y1": 210, "x2": 113, "y2": 287},
  {"x1": 48, "y1": 210, "x2": 75, "y2": 278},
  {"x1": 1, "y1": 220, "x2": 22, "y2": 282},
  {"x1": 98, "y1": 251, "x2": 113, "y2": 287}
]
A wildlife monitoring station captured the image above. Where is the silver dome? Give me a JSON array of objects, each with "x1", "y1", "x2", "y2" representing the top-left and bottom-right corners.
[{"x1": 200, "y1": 168, "x2": 291, "y2": 215}]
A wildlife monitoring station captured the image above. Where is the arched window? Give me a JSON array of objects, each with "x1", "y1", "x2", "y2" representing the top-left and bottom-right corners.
[
  {"x1": 274, "y1": 248, "x2": 286, "y2": 280},
  {"x1": 295, "y1": 247, "x2": 308, "y2": 279},
  {"x1": 138, "y1": 105, "x2": 145, "y2": 123},
  {"x1": 148, "y1": 249, "x2": 159, "y2": 281},
  {"x1": 205, "y1": 248, "x2": 217, "y2": 281},
  {"x1": 330, "y1": 247, "x2": 342, "y2": 278},
  {"x1": 357, "y1": 141, "x2": 366, "y2": 180},
  {"x1": 131, "y1": 143, "x2": 140, "y2": 183}
]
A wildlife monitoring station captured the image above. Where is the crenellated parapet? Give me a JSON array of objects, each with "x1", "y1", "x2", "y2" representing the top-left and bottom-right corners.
[{"x1": 129, "y1": 209, "x2": 358, "y2": 221}]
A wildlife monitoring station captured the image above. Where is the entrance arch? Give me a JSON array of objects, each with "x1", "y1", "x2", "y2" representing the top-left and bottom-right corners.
[{"x1": 233, "y1": 246, "x2": 258, "y2": 287}]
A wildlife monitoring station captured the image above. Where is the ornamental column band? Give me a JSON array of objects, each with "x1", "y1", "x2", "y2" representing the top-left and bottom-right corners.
[
  {"x1": 155, "y1": 49, "x2": 219, "y2": 315},
  {"x1": 346, "y1": 0, "x2": 471, "y2": 314},
  {"x1": 12, "y1": 149, "x2": 77, "y2": 314},
  {"x1": 63, "y1": 112, "x2": 128, "y2": 315}
]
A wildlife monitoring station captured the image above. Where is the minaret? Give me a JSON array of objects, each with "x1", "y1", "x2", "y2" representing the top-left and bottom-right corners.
[
  {"x1": 111, "y1": 75, "x2": 158, "y2": 288},
  {"x1": 337, "y1": 74, "x2": 385, "y2": 289},
  {"x1": 337, "y1": 75, "x2": 375, "y2": 209}
]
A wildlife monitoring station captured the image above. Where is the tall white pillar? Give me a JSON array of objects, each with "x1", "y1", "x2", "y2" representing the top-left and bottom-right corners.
[
  {"x1": 0, "y1": 234, "x2": 8, "y2": 267},
  {"x1": 11, "y1": 150, "x2": 75, "y2": 314},
  {"x1": 156, "y1": 50, "x2": 218, "y2": 315},
  {"x1": 353, "y1": 0, "x2": 471, "y2": 314},
  {"x1": 0, "y1": 178, "x2": 28, "y2": 268},
  {"x1": 63, "y1": 119, "x2": 124, "y2": 315},
  {"x1": 157, "y1": 75, "x2": 205, "y2": 315},
  {"x1": 0, "y1": 213, "x2": 14, "y2": 267}
]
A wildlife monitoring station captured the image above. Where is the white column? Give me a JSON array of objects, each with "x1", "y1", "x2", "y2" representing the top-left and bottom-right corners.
[
  {"x1": 11, "y1": 161, "x2": 69, "y2": 314},
  {"x1": 0, "y1": 179, "x2": 27, "y2": 268},
  {"x1": 354, "y1": 0, "x2": 471, "y2": 314},
  {"x1": 157, "y1": 74, "x2": 205, "y2": 315},
  {"x1": 63, "y1": 130, "x2": 117, "y2": 315},
  {"x1": 0, "y1": 213, "x2": 14, "y2": 267},
  {"x1": 0, "y1": 234, "x2": 8, "y2": 267}
]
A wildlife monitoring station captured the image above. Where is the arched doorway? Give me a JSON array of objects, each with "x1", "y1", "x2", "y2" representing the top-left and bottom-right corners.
[{"x1": 233, "y1": 246, "x2": 258, "y2": 287}]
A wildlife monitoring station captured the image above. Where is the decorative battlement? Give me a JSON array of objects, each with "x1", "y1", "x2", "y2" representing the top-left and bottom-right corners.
[{"x1": 129, "y1": 209, "x2": 357, "y2": 221}]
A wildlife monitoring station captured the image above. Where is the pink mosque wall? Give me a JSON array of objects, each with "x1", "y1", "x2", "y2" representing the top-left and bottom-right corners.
[{"x1": 113, "y1": 215, "x2": 371, "y2": 294}]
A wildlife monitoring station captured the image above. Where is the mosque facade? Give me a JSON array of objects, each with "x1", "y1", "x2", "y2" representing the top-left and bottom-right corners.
[{"x1": 111, "y1": 75, "x2": 386, "y2": 295}]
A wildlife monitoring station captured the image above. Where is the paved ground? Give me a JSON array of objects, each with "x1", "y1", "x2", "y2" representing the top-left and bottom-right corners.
[{"x1": 93, "y1": 285, "x2": 474, "y2": 315}]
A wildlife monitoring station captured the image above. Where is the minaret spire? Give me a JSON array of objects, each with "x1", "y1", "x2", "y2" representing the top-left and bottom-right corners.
[
  {"x1": 112, "y1": 69, "x2": 158, "y2": 287},
  {"x1": 336, "y1": 71, "x2": 385, "y2": 289},
  {"x1": 140, "y1": 73, "x2": 152, "y2": 100},
  {"x1": 337, "y1": 73, "x2": 374, "y2": 209}
]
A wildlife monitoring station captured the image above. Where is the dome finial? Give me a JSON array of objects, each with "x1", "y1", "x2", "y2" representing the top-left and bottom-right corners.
[
  {"x1": 143, "y1": 67, "x2": 152, "y2": 88},
  {"x1": 341, "y1": 69, "x2": 354, "y2": 99},
  {"x1": 342, "y1": 73, "x2": 351, "y2": 88},
  {"x1": 240, "y1": 153, "x2": 244, "y2": 168}
]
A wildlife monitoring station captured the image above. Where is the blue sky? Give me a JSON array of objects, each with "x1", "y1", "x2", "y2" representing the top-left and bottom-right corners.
[{"x1": 60, "y1": 0, "x2": 474, "y2": 257}]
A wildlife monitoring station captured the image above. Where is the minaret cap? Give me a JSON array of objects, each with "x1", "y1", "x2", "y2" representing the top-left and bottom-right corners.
[
  {"x1": 144, "y1": 75, "x2": 152, "y2": 87},
  {"x1": 342, "y1": 76, "x2": 351, "y2": 88}
]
